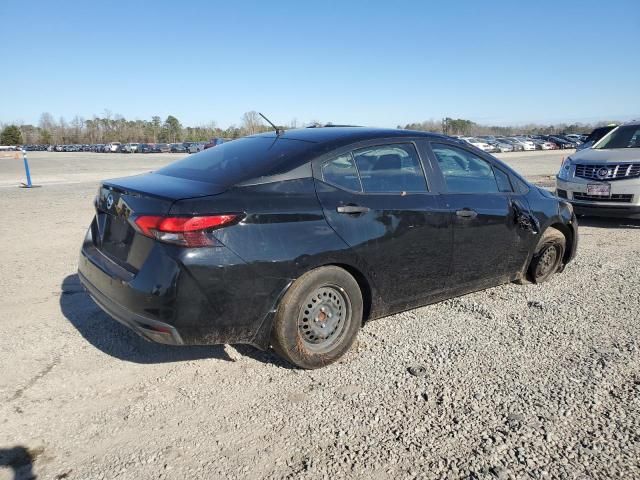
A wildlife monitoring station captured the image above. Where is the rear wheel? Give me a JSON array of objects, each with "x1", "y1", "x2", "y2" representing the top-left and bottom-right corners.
[
  {"x1": 527, "y1": 227, "x2": 566, "y2": 283},
  {"x1": 271, "y1": 266, "x2": 362, "y2": 369}
]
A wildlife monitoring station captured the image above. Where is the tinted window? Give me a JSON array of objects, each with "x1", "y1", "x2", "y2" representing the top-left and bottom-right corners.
[
  {"x1": 157, "y1": 137, "x2": 313, "y2": 185},
  {"x1": 322, "y1": 153, "x2": 362, "y2": 192},
  {"x1": 431, "y1": 144, "x2": 500, "y2": 193},
  {"x1": 353, "y1": 144, "x2": 427, "y2": 193}
]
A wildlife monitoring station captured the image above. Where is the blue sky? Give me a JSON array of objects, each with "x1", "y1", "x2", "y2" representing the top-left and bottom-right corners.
[{"x1": 1, "y1": 0, "x2": 638, "y2": 128}]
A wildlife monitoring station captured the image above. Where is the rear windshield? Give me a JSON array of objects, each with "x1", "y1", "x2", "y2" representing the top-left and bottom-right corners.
[
  {"x1": 156, "y1": 136, "x2": 315, "y2": 185},
  {"x1": 594, "y1": 125, "x2": 640, "y2": 149}
]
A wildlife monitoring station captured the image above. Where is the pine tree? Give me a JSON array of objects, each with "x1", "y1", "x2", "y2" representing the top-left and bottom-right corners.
[{"x1": 1, "y1": 125, "x2": 23, "y2": 145}]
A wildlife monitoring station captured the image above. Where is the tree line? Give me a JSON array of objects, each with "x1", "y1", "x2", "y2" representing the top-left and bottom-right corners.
[
  {"x1": 0, "y1": 111, "x2": 281, "y2": 145},
  {"x1": 0, "y1": 111, "x2": 622, "y2": 145}
]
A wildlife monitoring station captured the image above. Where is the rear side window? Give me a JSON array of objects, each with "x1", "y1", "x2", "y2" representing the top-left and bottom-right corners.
[
  {"x1": 322, "y1": 154, "x2": 362, "y2": 192},
  {"x1": 494, "y1": 168, "x2": 513, "y2": 192},
  {"x1": 157, "y1": 137, "x2": 313, "y2": 185},
  {"x1": 431, "y1": 143, "x2": 501, "y2": 193},
  {"x1": 353, "y1": 144, "x2": 427, "y2": 193}
]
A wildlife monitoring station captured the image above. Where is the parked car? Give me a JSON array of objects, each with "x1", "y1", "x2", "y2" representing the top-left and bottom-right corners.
[
  {"x1": 530, "y1": 138, "x2": 557, "y2": 150},
  {"x1": 122, "y1": 143, "x2": 140, "y2": 153},
  {"x1": 78, "y1": 127, "x2": 577, "y2": 369},
  {"x1": 461, "y1": 137, "x2": 498, "y2": 153},
  {"x1": 105, "y1": 142, "x2": 122, "y2": 153},
  {"x1": 564, "y1": 134, "x2": 584, "y2": 143},
  {"x1": 154, "y1": 143, "x2": 170, "y2": 153},
  {"x1": 491, "y1": 140, "x2": 515, "y2": 153},
  {"x1": 184, "y1": 142, "x2": 205, "y2": 154},
  {"x1": 556, "y1": 121, "x2": 640, "y2": 218},
  {"x1": 509, "y1": 137, "x2": 536, "y2": 151},
  {"x1": 496, "y1": 138, "x2": 524, "y2": 151},
  {"x1": 546, "y1": 136, "x2": 577, "y2": 149},
  {"x1": 204, "y1": 137, "x2": 225, "y2": 149},
  {"x1": 170, "y1": 143, "x2": 187, "y2": 153}
]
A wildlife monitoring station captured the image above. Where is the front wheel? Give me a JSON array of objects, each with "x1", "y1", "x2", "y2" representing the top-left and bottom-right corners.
[
  {"x1": 271, "y1": 266, "x2": 363, "y2": 369},
  {"x1": 527, "y1": 227, "x2": 566, "y2": 283}
]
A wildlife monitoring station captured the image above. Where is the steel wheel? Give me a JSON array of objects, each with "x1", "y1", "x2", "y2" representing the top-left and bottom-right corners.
[
  {"x1": 298, "y1": 285, "x2": 352, "y2": 354},
  {"x1": 528, "y1": 227, "x2": 566, "y2": 284},
  {"x1": 534, "y1": 244, "x2": 561, "y2": 279}
]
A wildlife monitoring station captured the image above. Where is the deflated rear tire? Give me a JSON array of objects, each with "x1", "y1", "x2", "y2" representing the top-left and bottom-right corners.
[
  {"x1": 527, "y1": 227, "x2": 566, "y2": 284},
  {"x1": 271, "y1": 266, "x2": 363, "y2": 369}
]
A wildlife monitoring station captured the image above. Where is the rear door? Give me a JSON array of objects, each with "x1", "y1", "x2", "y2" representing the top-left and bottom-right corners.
[
  {"x1": 427, "y1": 142, "x2": 532, "y2": 288},
  {"x1": 314, "y1": 140, "x2": 452, "y2": 308}
]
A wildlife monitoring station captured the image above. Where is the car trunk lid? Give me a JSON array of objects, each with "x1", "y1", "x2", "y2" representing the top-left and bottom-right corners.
[{"x1": 93, "y1": 172, "x2": 228, "y2": 270}]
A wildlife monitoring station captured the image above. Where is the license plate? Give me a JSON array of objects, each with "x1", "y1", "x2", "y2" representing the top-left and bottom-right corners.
[{"x1": 586, "y1": 184, "x2": 611, "y2": 196}]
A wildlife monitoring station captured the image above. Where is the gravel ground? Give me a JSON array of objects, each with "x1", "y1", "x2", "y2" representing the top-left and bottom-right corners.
[{"x1": 1, "y1": 151, "x2": 639, "y2": 480}]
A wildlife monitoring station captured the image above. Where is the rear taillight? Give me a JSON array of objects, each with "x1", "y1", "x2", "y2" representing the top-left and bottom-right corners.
[{"x1": 133, "y1": 214, "x2": 240, "y2": 247}]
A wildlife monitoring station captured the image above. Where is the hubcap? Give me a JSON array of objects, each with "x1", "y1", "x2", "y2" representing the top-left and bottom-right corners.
[
  {"x1": 298, "y1": 285, "x2": 351, "y2": 353},
  {"x1": 536, "y1": 245, "x2": 559, "y2": 278}
]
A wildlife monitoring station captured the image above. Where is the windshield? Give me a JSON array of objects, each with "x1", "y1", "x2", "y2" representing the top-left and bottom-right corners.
[{"x1": 594, "y1": 125, "x2": 640, "y2": 149}]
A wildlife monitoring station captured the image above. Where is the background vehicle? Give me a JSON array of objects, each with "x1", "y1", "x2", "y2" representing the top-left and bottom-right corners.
[
  {"x1": 105, "y1": 142, "x2": 122, "y2": 153},
  {"x1": 547, "y1": 136, "x2": 577, "y2": 149},
  {"x1": 509, "y1": 137, "x2": 536, "y2": 151},
  {"x1": 154, "y1": 143, "x2": 170, "y2": 153},
  {"x1": 122, "y1": 142, "x2": 140, "y2": 153},
  {"x1": 78, "y1": 127, "x2": 577, "y2": 369},
  {"x1": 491, "y1": 140, "x2": 515, "y2": 152},
  {"x1": 204, "y1": 137, "x2": 225, "y2": 149},
  {"x1": 556, "y1": 121, "x2": 640, "y2": 218},
  {"x1": 461, "y1": 137, "x2": 498, "y2": 152},
  {"x1": 497, "y1": 138, "x2": 524, "y2": 151},
  {"x1": 170, "y1": 143, "x2": 187, "y2": 153}
]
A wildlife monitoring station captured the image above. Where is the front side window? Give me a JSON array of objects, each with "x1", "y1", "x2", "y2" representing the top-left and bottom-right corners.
[
  {"x1": 353, "y1": 144, "x2": 428, "y2": 193},
  {"x1": 431, "y1": 143, "x2": 501, "y2": 193}
]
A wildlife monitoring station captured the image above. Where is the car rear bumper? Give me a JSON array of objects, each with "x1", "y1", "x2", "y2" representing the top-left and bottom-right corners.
[
  {"x1": 77, "y1": 224, "x2": 287, "y2": 348},
  {"x1": 79, "y1": 270, "x2": 184, "y2": 345}
]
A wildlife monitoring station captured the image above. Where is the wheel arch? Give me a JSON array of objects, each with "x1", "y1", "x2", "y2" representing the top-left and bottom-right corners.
[
  {"x1": 249, "y1": 261, "x2": 378, "y2": 350},
  {"x1": 548, "y1": 221, "x2": 575, "y2": 265}
]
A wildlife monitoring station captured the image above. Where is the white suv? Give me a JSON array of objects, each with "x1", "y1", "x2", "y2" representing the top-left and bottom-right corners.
[{"x1": 556, "y1": 121, "x2": 640, "y2": 218}]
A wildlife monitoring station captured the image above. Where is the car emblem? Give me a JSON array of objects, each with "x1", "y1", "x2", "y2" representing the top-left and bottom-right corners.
[
  {"x1": 106, "y1": 193, "x2": 114, "y2": 210},
  {"x1": 596, "y1": 167, "x2": 609, "y2": 180}
]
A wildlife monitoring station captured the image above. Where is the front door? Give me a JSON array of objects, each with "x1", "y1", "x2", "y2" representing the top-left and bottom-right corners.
[{"x1": 314, "y1": 141, "x2": 452, "y2": 308}]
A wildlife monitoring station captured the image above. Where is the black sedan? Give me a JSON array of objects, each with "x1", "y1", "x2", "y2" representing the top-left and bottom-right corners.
[{"x1": 78, "y1": 127, "x2": 578, "y2": 368}]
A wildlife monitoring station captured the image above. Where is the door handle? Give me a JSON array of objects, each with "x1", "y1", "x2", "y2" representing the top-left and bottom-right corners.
[
  {"x1": 455, "y1": 208, "x2": 478, "y2": 219},
  {"x1": 337, "y1": 205, "x2": 370, "y2": 214}
]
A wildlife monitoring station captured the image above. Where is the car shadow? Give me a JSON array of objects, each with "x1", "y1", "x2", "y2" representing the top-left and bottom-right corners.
[
  {"x1": 60, "y1": 274, "x2": 236, "y2": 364},
  {"x1": 0, "y1": 446, "x2": 36, "y2": 480},
  {"x1": 578, "y1": 217, "x2": 640, "y2": 229}
]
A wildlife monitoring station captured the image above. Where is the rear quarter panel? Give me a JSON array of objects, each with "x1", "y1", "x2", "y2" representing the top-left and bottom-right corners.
[{"x1": 169, "y1": 177, "x2": 380, "y2": 347}]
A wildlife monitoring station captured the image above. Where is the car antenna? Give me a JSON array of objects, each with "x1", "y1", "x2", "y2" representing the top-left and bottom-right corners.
[{"x1": 259, "y1": 112, "x2": 284, "y2": 136}]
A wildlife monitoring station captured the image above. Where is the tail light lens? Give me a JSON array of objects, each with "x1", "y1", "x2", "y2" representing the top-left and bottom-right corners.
[{"x1": 133, "y1": 214, "x2": 240, "y2": 247}]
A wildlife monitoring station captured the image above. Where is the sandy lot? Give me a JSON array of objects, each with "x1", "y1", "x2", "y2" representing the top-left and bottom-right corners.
[{"x1": 1, "y1": 151, "x2": 638, "y2": 480}]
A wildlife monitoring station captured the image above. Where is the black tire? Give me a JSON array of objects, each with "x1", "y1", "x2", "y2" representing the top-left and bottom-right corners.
[
  {"x1": 527, "y1": 227, "x2": 566, "y2": 284},
  {"x1": 271, "y1": 266, "x2": 363, "y2": 369}
]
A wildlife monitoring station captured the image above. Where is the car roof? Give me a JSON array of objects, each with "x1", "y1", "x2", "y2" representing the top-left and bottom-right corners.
[{"x1": 250, "y1": 126, "x2": 454, "y2": 147}]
